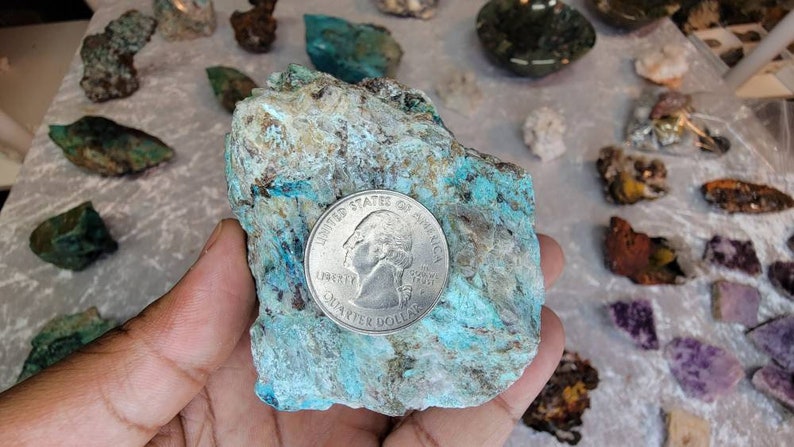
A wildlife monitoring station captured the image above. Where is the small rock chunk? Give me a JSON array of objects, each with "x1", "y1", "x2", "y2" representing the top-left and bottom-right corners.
[
  {"x1": 523, "y1": 107, "x2": 567, "y2": 162},
  {"x1": 596, "y1": 146, "x2": 668, "y2": 204},
  {"x1": 230, "y1": 0, "x2": 278, "y2": 53},
  {"x1": 635, "y1": 44, "x2": 689, "y2": 89},
  {"x1": 748, "y1": 315, "x2": 794, "y2": 370},
  {"x1": 522, "y1": 351, "x2": 600, "y2": 445},
  {"x1": 29, "y1": 202, "x2": 118, "y2": 271},
  {"x1": 154, "y1": 0, "x2": 216, "y2": 41},
  {"x1": 604, "y1": 216, "x2": 686, "y2": 285},
  {"x1": 434, "y1": 70, "x2": 482, "y2": 117},
  {"x1": 665, "y1": 337, "x2": 744, "y2": 402},
  {"x1": 664, "y1": 408, "x2": 710, "y2": 447},
  {"x1": 701, "y1": 179, "x2": 794, "y2": 214},
  {"x1": 711, "y1": 280, "x2": 760, "y2": 327},
  {"x1": 206, "y1": 66, "x2": 258, "y2": 113},
  {"x1": 703, "y1": 235, "x2": 761, "y2": 276},
  {"x1": 768, "y1": 261, "x2": 794, "y2": 301},
  {"x1": 608, "y1": 299, "x2": 659, "y2": 350},
  {"x1": 374, "y1": 0, "x2": 438, "y2": 19},
  {"x1": 752, "y1": 363, "x2": 794, "y2": 411}
]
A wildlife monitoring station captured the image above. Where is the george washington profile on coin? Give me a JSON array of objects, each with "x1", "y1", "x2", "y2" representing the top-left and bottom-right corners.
[{"x1": 343, "y1": 210, "x2": 414, "y2": 310}]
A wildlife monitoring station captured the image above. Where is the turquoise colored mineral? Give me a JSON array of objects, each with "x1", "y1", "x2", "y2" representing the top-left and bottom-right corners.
[
  {"x1": 476, "y1": 0, "x2": 596, "y2": 78},
  {"x1": 304, "y1": 14, "x2": 403, "y2": 84},
  {"x1": 29, "y1": 201, "x2": 118, "y2": 271},
  {"x1": 49, "y1": 116, "x2": 174, "y2": 176},
  {"x1": 206, "y1": 66, "x2": 258, "y2": 113},
  {"x1": 18, "y1": 307, "x2": 115, "y2": 381},
  {"x1": 225, "y1": 64, "x2": 545, "y2": 415}
]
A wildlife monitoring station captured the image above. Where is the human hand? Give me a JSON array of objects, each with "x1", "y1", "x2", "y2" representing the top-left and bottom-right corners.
[{"x1": 0, "y1": 219, "x2": 565, "y2": 446}]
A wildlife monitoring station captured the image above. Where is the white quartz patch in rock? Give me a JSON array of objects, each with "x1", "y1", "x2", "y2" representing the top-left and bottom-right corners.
[
  {"x1": 522, "y1": 107, "x2": 566, "y2": 161},
  {"x1": 635, "y1": 45, "x2": 689, "y2": 89}
]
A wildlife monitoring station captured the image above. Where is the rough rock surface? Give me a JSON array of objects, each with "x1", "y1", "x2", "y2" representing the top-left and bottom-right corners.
[
  {"x1": 206, "y1": 66, "x2": 258, "y2": 113},
  {"x1": 230, "y1": 0, "x2": 278, "y2": 53},
  {"x1": 664, "y1": 407, "x2": 710, "y2": 447},
  {"x1": 374, "y1": 0, "x2": 438, "y2": 19},
  {"x1": 608, "y1": 299, "x2": 659, "y2": 350},
  {"x1": 711, "y1": 280, "x2": 760, "y2": 327},
  {"x1": 635, "y1": 44, "x2": 689, "y2": 88},
  {"x1": 703, "y1": 235, "x2": 761, "y2": 276},
  {"x1": 752, "y1": 363, "x2": 794, "y2": 411},
  {"x1": 604, "y1": 216, "x2": 686, "y2": 285},
  {"x1": 434, "y1": 70, "x2": 482, "y2": 117},
  {"x1": 225, "y1": 65, "x2": 544, "y2": 416},
  {"x1": 154, "y1": 0, "x2": 216, "y2": 41},
  {"x1": 701, "y1": 179, "x2": 794, "y2": 214},
  {"x1": 664, "y1": 337, "x2": 744, "y2": 402},
  {"x1": 768, "y1": 261, "x2": 794, "y2": 301},
  {"x1": 748, "y1": 315, "x2": 794, "y2": 371},
  {"x1": 596, "y1": 146, "x2": 668, "y2": 204},
  {"x1": 523, "y1": 107, "x2": 567, "y2": 162}
]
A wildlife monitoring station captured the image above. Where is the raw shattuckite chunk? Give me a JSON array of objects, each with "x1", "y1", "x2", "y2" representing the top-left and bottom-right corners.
[
  {"x1": 711, "y1": 280, "x2": 760, "y2": 327},
  {"x1": 768, "y1": 261, "x2": 794, "y2": 301},
  {"x1": 752, "y1": 363, "x2": 794, "y2": 411},
  {"x1": 374, "y1": 0, "x2": 438, "y2": 19},
  {"x1": 230, "y1": 0, "x2": 278, "y2": 53},
  {"x1": 18, "y1": 307, "x2": 115, "y2": 381},
  {"x1": 748, "y1": 315, "x2": 794, "y2": 371},
  {"x1": 206, "y1": 66, "x2": 258, "y2": 113},
  {"x1": 701, "y1": 179, "x2": 794, "y2": 214},
  {"x1": 522, "y1": 351, "x2": 600, "y2": 445},
  {"x1": 49, "y1": 116, "x2": 174, "y2": 176},
  {"x1": 79, "y1": 10, "x2": 157, "y2": 102},
  {"x1": 703, "y1": 235, "x2": 761, "y2": 276},
  {"x1": 664, "y1": 408, "x2": 710, "y2": 447},
  {"x1": 154, "y1": 0, "x2": 216, "y2": 41},
  {"x1": 608, "y1": 299, "x2": 659, "y2": 350},
  {"x1": 225, "y1": 65, "x2": 545, "y2": 416},
  {"x1": 664, "y1": 337, "x2": 744, "y2": 402},
  {"x1": 304, "y1": 14, "x2": 403, "y2": 84},
  {"x1": 29, "y1": 202, "x2": 118, "y2": 271}
]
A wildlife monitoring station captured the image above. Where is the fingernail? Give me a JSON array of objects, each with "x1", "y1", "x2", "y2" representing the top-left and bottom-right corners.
[{"x1": 200, "y1": 220, "x2": 224, "y2": 257}]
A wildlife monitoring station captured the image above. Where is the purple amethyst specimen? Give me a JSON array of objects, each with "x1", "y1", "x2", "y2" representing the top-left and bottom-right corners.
[
  {"x1": 752, "y1": 363, "x2": 794, "y2": 411},
  {"x1": 711, "y1": 281, "x2": 760, "y2": 327},
  {"x1": 665, "y1": 337, "x2": 744, "y2": 402},
  {"x1": 703, "y1": 235, "x2": 761, "y2": 276},
  {"x1": 608, "y1": 299, "x2": 659, "y2": 350},
  {"x1": 748, "y1": 315, "x2": 794, "y2": 371},
  {"x1": 768, "y1": 261, "x2": 794, "y2": 301}
]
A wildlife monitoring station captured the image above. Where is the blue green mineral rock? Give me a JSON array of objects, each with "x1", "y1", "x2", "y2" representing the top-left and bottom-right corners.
[
  {"x1": 206, "y1": 66, "x2": 258, "y2": 113},
  {"x1": 18, "y1": 307, "x2": 116, "y2": 381},
  {"x1": 29, "y1": 201, "x2": 118, "y2": 271},
  {"x1": 304, "y1": 14, "x2": 403, "y2": 84},
  {"x1": 225, "y1": 64, "x2": 544, "y2": 415}
]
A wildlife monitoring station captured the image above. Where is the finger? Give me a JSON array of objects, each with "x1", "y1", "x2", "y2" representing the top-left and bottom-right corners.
[
  {"x1": 0, "y1": 219, "x2": 256, "y2": 447},
  {"x1": 385, "y1": 307, "x2": 564, "y2": 447},
  {"x1": 538, "y1": 234, "x2": 564, "y2": 289}
]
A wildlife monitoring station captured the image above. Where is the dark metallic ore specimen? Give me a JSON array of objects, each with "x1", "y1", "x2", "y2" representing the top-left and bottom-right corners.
[
  {"x1": 29, "y1": 202, "x2": 118, "y2": 271},
  {"x1": 768, "y1": 261, "x2": 794, "y2": 301},
  {"x1": 522, "y1": 351, "x2": 600, "y2": 445},
  {"x1": 230, "y1": 0, "x2": 277, "y2": 53},
  {"x1": 608, "y1": 299, "x2": 659, "y2": 350},
  {"x1": 665, "y1": 337, "x2": 744, "y2": 402},
  {"x1": 604, "y1": 216, "x2": 686, "y2": 285},
  {"x1": 18, "y1": 308, "x2": 115, "y2": 381},
  {"x1": 206, "y1": 66, "x2": 258, "y2": 113},
  {"x1": 703, "y1": 235, "x2": 762, "y2": 276},
  {"x1": 79, "y1": 10, "x2": 157, "y2": 102},
  {"x1": 701, "y1": 179, "x2": 794, "y2": 214},
  {"x1": 49, "y1": 116, "x2": 174, "y2": 176},
  {"x1": 596, "y1": 146, "x2": 668, "y2": 205}
]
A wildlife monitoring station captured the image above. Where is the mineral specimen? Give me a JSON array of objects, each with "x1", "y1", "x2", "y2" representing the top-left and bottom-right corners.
[
  {"x1": 788, "y1": 233, "x2": 794, "y2": 253},
  {"x1": 434, "y1": 70, "x2": 483, "y2": 117},
  {"x1": 635, "y1": 45, "x2": 689, "y2": 89},
  {"x1": 768, "y1": 262, "x2": 794, "y2": 300},
  {"x1": 522, "y1": 351, "x2": 599, "y2": 445},
  {"x1": 702, "y1": 235, "x2": 761, "y2": 276},
  {"x1": 226, "y1": 64, "x2": 545, "y2": 415},
  {"x1": 711, "y1": 280, "x2": 760, "y2": 327},
  {"x1": 649, "y1": 91, "x2": 691, "y2": 120},
  {"x1": 677, "y1": 0, "x2": 719, "y2": 33},
  {"x1": 590, "y1": 0, "x2": 681, "y2": 30},
  {"x1": 608, "y1": 299, "x2": 659, "y2": 350},
  {"x1": 665, "y1": 337, "x2": 744, "y2": 402},
  {"x1": 701, "y1": 179, "x2": 794, "y2": 214},
  {"x1": 154, "y1": 0, "x2": 216, "y2": 41},
  {"x1": 49, "y1": 116, "x2": 174, "y2": 176},
  {"x1": 748, "y1": 315, "x2": 794, "y2": 371},
  {"x1": 604, "y1": 216, "x2": 686, "y2": 285},
  {"x1": 230, "y1": 0, "x2": 277, "y2": 53},
  {"x1": 79, "y1": 10, "x2": 157, "y2": 102},
  {"x1": 304, "y1": 14, "x2": 403, "y2": 84},
  {"x1": 18, "y1": 307, "x2": 115, "y2": 382},
  {"x1": 29, "y1": 202, "x2": 118, "y2": 270},
  {"x1": 752, "y1": 363, "x2": 794, "y2": 411},
  {"x1": 374, "y1": 0, "x2": 438, "y2": 19},
  {"x1": 596, "y1": 146, "x2": 668, "y2": 205},
  {"x1": 523, "y1": 107, "x2": 567, "y2": 162},
  {"x1": 664, "y1": 408, "x2": 710, "y2": 447},
  {"x1": 476, "y1": 0, "x2": 596, "y2": 78},
  {"x1": 206, "y1": 66, "x2": 258, "y2": 113}
]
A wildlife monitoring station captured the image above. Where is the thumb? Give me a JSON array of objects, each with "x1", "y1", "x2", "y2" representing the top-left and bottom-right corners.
[{"x1": 0, "y1": 219, "x2": 256, "y2": 447}]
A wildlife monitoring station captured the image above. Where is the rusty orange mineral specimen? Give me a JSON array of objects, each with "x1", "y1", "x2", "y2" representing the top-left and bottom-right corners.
[
  {"x1": 604, "y1": 216, "x2": 686, "y2": 285},
  {"x1": 701, "y1": 179, "x2": 793, "y2": 214}
]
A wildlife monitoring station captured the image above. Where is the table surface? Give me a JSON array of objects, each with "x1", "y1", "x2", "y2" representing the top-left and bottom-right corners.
[{"x1": 0, "y1": 1, "x2": 792, "y2": 445}]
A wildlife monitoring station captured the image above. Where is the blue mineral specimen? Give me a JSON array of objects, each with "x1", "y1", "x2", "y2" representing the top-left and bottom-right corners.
[
  {"x1": 225, "y1": 64, "x2": 544, "y2": 415},
  {"x1": 304, "y1": 14, "x2": 403, "y2": 84}
]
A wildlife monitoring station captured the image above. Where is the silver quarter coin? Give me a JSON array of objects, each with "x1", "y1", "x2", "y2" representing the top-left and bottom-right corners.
[{"x1": 304, "y1": 190, "x2": 449, "y2": 335}]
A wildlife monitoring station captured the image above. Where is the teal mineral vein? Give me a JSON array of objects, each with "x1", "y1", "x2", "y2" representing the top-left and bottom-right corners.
[{"x1": 225, "y1": 64, "x2": 544, "y2": 416}]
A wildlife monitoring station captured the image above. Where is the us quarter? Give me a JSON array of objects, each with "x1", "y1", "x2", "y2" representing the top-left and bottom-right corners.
[{"x1": 304, "y1": 190, "x2": 449, "y2": 335}]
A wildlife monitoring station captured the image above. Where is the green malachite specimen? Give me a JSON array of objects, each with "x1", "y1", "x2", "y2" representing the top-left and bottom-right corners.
[
  {"x1": 29, "y1": 202, "x2": 118, "y2": 271},
  {"x1": 18, "y1": 307, "x2": 115, "y2": 382},
  {"x1": 304, "y1": 14, "x2": 403, "y2": 84},
  {"x1": 476, "y1": 0, "x2": 596, "y2": 78},
  {"x1": 590, "y1": 0, "x2": 681, "y2": 29},
  {"x1": 49, "y1": 116, "x2": 174, "y2": 176},
  {"x1": 206, "y1": 66, "x2": 258, "y2": 113}
]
